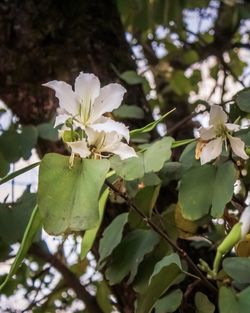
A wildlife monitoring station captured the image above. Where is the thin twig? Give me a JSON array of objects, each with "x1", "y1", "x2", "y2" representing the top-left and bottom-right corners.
[{"x1": 105, "y1": 180, "x2": 217, "y2": 295}]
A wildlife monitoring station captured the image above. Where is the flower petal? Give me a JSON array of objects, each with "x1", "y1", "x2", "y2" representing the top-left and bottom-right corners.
[
  {"x1": 209, "y1": 105, "x2": 228, "y2": 126},
  {"x1": 228, "y1": 135, "x2": 249, "y2": 160},
  {"x1": 199, "y1": 126, "x2": 216, "y2": 140},
  {"x1": 110, "y1": 142, "x2": 137, "y2": 160},
  {"x1": 225, "y1": 123, "x2": 240, "y2": 132},
  {"x1": 67, "y1": 140, "x2": 91, "y2": 158},
  {"x1": 200, "y1": 137, "x2": 223, "y2": 165},
  {"x1": 54, "y1": 113, "x2": 69, "y2": 127},
  {"x1": 74, "y1": 72, "x2": 100, "y2": 105},
  {"x1": 90, "y1": 116, "x2": 130, "y2": 142},
  {"x1": 90, "y1": 83, "x2": 126, "y2": 122},
  {"x1": 42, "y1": 81, "x2": 79, "y2": 116}
]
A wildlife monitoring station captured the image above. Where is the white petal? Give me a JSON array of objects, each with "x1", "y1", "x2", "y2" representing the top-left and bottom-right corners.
[
  {"x1": 200, "y1": 137, "x2": 223, "y2": 165},
  {"x1": 209, "y1": 105, "x2": 228, "y2": 126},
  {"x1": 42, "y1": 81, "x2": 79, "y2": 116},
  {"x1": 228, "y1": 135, "x2": 249, "y2": 160},
  {"x1": 54, "y1": 113, "x2": 69, "y2": 127},
  {"x1": 74, "y1": 72, "x2": 100, "y2": 105},
  {"x1": 67, "y1": 140, "x2": 91, "y2": 158},
  {"x1": 90, "y1": 83, "x2": 126, "y2": 122},
  {"x1": 90, "y1": 116, "x2": 130, "y2": 142},
  {"x1": 199, "y1": 126, "x2": 216, "y2": 140},
  {"x1": 240, "y1": 206, "x2": 250, "y2": 238},
  {"x1": 110, "y1": 142, "x2": 137, "y2": 160},
  {"x1": 225, "y1": 123, "x2": 240, "y2": 132}
]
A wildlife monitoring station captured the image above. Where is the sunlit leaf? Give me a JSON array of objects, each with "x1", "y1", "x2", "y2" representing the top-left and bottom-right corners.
[{"x1": 38, "y1": 153, "x2": 110, "y2": 235}]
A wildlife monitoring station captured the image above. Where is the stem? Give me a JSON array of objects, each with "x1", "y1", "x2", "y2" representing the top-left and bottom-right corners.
[{"x1": 105, "y1": 180, "x2": 217, "y2": 295}]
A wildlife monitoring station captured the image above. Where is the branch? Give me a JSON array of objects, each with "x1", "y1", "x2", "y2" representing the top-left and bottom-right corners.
[
  {"x1": 105, "y1": 180, "x2": 217, "y2": 295},
  {"x1": 29, "y1": 244, "x2": 104, "y2": 313}
]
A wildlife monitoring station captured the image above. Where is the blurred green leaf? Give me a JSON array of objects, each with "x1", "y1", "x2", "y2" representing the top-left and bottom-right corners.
[
  {"x1": 0, "y1": 205, "x2": 42, "y2": 291},
  {"x1": 195, "y1": 292, "x2": 215, "y2": 313},
  {"x1": 154, "y1": 289, "x2": 183, "y2": 313},
  {"x1": 119, "y1": 70, "x2": 145, "y2": 85},
  {"x1": 38, "y1": 153, "x2": 110, "y2": 235},
  {"x1": 236, "y1": 88, "x2": 250, "y2": 113},
  {"x1": 37, "y1": 123, "x2": 59, "y2": 141},
  {"x1": 105, "y1": 229, "x2": 159, "y2": 285},
  {"x1": 219, "y1": 287, "x2": 239, "y2": 313},
  {"x1": 96, "y1": 280, "x2": 113, "y2": 313},
  {"x1": 223, "y1": 257, "x2": 250, "y2": 284},
  {"x1": 0, "y1": 191, "x2": 37, "y2": 244},
  {"x1": 113, "y1": 105, "x2": 145, "y2": 119},
  {"x1": 99, "y1": 212, "x2": 129, "y2": 268},
  {"x1": 136, "y1": 253, "x2": 182, "y2": 313}
]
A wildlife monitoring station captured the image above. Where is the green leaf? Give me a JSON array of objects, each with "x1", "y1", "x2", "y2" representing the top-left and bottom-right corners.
[
  {"x1": 119, "y1": 70, "x2": 145, "y2": 85},
  {"x1": 98, "y1": 212, "x2": 129, "y2": 267},
  {"x1": 170, "y1": 70, "x2": 193, "y2": 95},
  {"x1": 110, "y1": 154, "x2": 144, "y2": 181},
  {"x1": 179, "y1": 162, "x2": 236, "y2": 220},
  {"x1": 235, "y1": 88, "x2": 250, "y2": 113},
  {"x1": 96, "y1": 280, "x2": 113, "y2": 313},
  {"x1": 0, "y1": 205, "x2": 42, "y2": 291},
  {"x1": 0, "y1": 152, "x2": 9, "y2": 178},
  {"x1": 105, "y1": 229, "x2": 159, "y2": 285},
  {"x1": 180, "y1": 141, "x2": 200, "y2": 170},
  {"x1": 223, "y1": 257, "x2": 250, "y2": 284},
  {"x1": 144, "y1": 137, "x2": 173, "y2": 173},
  {"x1": 179, "y1": 165, "x2": 216, "y2": 220},
  {"x1": 136, "y1": 253, "x2": 182, "y2": 313},
  {"x1": 37, "y1": 123, "x2": 59, "y2": 141},
  {"x1": 113, "y1": 104, "x2": 145, "y2": 119},
  {"x1": 195, "y1": 292, "x2": 215, "y2": 313},
  {"x1": 0, "y1": 191, "x2": 37, "y2": 244},
  {"x1": 154, "y1": 289, "x2": 183, "y2": 313},
  {"x1": 130, "y1": 109, "x2": 175, "y2": 137},
  {"x1": 219, "y1": 287, "x2": 239, "y2": 313},
  {"x1": 38, "y1": 153, "x2": 110, "y2": 235},
  {"x1": 238, "y1": 286, "x2": 250, "y2": 313},
  {"x1": 80, "y1": 189, "x2": 109, "y2": 260},
  {"x1": 211, "y1": 162, "x2": 237, "y2": 217},
  {"x1": 0, "y1": 162, "x2": 40, "y2": 186}
]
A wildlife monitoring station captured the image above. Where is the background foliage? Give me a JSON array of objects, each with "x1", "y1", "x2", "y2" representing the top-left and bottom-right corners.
[{"x1": 1, "y1": 0, "x2": 250, "y2": 312}]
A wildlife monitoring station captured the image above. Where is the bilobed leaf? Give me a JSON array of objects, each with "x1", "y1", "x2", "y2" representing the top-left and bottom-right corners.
[
  {"x1": 179, "y1": 165, "x2": 216, "y2": 220},
  {"x1": 80, "y1": 189, "x2": 109, "y2": 260},
  {"x1": 144, "y1": 137, "x2": 174, "y2": 173},
  {"x1": 223, "y1": 257, "x2": 250, "y2": 284},
  {"x1": 154, "y1": 289, "x2": 183, "y2": 313},
  {"x1": 113, "y1": 104, "x2": 145, "y2": 120},
  {"x1": 110, "y1": 154, "x2": 144, "y2": 181},
  {"x1": 105, "y1": 229, "x2": 159, "y2": 285},
  {"x1": 136, "y1": 253, "x2": 182, "y2": 313},
  {"x1": 38, "y1": 153, "x2": 110, "y2": 235},
  {"x1": 98, "y1": 212, "x2": 129, "y2": 267},
  {"x1": 0, "y1": 205, "x2": 42, "y2": 291},
  {"x1": 179, "y1": 162, "x2": 236, "y2": 220},
  {"x1": 195, "y1": 292, "x2": 215, "y2": 313},
  {"x1": 235, "y1": 88, "x2": 250, "y2": 113},
  {"x1": 211, "y1": 162, "x2": 237, "y2": 217},
  {"x1": 219, "y1": 287, "x2": 239, "y2": 313}
]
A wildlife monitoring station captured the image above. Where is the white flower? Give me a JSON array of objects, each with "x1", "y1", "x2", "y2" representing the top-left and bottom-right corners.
[
  {"x1": 240, "y1": 206, "x2": 250, "y2": 238},
  {"x1": 43, "y1": 72, "x2": 129, "y2": 142},
  {"x1": 67, "y1": 127, "x2": 137, "y2": 161},
  {"x1": 198, "y1": 105, "x2": 248, "y2": 165}
]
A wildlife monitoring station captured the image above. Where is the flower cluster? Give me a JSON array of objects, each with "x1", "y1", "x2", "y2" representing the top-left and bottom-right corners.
[
  {"x1": 43, "y1": 72, "x2": 137, "y2": 164},
  {"x1": 196, "y1": 105, "x2": 248, "y2": 165}
]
